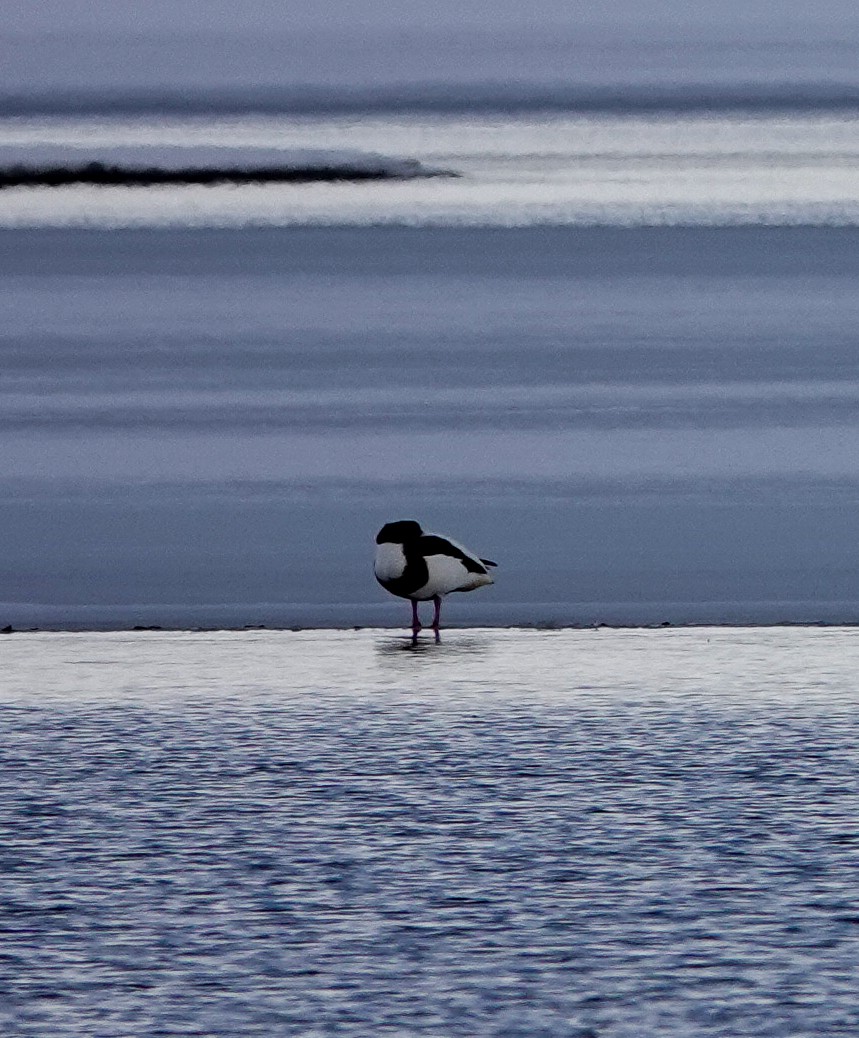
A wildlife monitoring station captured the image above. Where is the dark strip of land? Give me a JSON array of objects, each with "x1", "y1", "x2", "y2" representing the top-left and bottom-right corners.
[{"x1": 0, "y1": 162, "x2": 455, "y2": 188}]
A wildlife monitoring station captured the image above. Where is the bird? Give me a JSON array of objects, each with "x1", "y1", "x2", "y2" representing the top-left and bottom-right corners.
[{"x1": 374, "y1": 520, "x2": 496, "y2": 638}]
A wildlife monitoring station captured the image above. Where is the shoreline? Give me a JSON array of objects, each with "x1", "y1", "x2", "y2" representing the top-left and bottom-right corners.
[
  {"x1": 4, "y1": 620, "x2": 859, "y2": 635},
  {"x1": 7, "y1": 597, "x2": 859, "y2": 634}
]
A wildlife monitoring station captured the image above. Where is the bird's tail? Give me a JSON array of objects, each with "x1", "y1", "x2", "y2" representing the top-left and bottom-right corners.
[{"x1": 459, "y1": 570, "x2": 494, "y2": 591}]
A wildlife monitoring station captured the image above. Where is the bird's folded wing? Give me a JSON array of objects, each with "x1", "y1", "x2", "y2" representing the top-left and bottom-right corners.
[{"x1": 419, "y1": 535, "x2": 488, "y2": 574}]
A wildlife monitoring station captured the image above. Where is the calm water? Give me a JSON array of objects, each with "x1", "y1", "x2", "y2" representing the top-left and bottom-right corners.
[
  {"x1": 4, "y1": 61, "x2": 859, "y2": 620},
  {"x1": 3, "y1": 225, "x2": 859, "y2": 627},
  {"x1": 3, "y1": 628, "x2": 859, "y2": 1036}
]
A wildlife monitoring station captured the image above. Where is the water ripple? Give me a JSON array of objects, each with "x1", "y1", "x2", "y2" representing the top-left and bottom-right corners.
[{"x1": 2, "y1": 629, "x2": 859, "y2": 1036}]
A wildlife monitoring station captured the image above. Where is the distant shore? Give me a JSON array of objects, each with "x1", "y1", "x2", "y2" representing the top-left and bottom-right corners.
[{"x1": 0, "y1": 161, "x2": 454, "y2": 188}]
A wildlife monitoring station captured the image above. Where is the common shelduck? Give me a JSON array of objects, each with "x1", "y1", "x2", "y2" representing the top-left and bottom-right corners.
[{"x1": 374, "y1": 520, "x2": 496, "y2": 636}]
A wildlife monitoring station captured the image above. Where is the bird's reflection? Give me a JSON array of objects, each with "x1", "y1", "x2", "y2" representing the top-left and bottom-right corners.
[{"x1": 375, "y1": 631, "x2": 493, "y2": 660}]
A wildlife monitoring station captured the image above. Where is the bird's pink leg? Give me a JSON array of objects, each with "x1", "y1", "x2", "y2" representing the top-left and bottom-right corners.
[
  {"x1": 411, "y1": 599, "x2": 422, "y2": 636},
  {"x1": 431, "y1": 595, "x2": 442, "y2": 639}
]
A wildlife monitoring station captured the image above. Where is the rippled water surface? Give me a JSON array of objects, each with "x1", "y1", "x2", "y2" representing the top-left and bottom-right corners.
[{"x1": 3, "y1": 628, "x2": 859, "y2": 1036}]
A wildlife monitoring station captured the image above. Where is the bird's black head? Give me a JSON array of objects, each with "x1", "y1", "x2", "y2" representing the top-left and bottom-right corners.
[{"x1": 376, "y1": 520, "x2": 424, "y2": 545}]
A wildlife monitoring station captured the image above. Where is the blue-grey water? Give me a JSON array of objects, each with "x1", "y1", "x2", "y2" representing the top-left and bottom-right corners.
[
  {"x1": 4, "y1": 48, "x2": 859, "y2": 629},
  {"x1": 3, "y1": 628, "x2": 859, "y2": 1036},
  {"x1": 3, "y1": 226, "x2": 859, "y2": 628},
  {"x1": 5, "y1": 15, "x2": 859, "y2": 1036}
]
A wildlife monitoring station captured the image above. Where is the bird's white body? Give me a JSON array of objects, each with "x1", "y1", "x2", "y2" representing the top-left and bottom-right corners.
[
  {"x1": 374, "y1": 520, "x2": 496, "y2": 635},
  {"x1": 374, "y1": 532, "x2": 493, "y2": 600},
  {"x1": 373, "y1": 541, "x2": 408, "y2": 584},
  {"x1": 410, "y1": 534, "x2": 494, "y2": 599}
]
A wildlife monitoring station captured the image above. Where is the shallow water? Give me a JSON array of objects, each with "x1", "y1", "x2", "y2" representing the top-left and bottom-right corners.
[{"x1": 3, "y1": 628, "x2": 859, "y2": 1036}]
